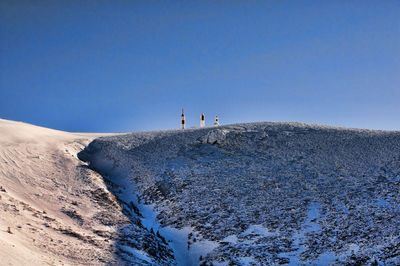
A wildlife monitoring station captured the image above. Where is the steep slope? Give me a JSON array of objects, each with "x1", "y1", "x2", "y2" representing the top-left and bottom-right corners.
[
  {"x1": 79, "y1": 122, "x2": 400, "y2": 265},
  {"x1": 0, "y1": 119, "x2": 174, "y2": 265}
]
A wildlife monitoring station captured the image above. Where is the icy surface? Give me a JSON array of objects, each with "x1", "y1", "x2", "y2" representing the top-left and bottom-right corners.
[{"x1": 79, "y1": 122, "x2": 400, "y2": 265}]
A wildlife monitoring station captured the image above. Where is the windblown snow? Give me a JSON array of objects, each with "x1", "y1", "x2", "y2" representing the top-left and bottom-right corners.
[
  {"x1": 79, "y1": 122, "x2": 400, "y2": 265},
  {"x1": 0, "y1": 119, "x2": 174, "y2": 265},
  {"x1": 1, "y1": 119, "x2": 400, "y2": 265}
]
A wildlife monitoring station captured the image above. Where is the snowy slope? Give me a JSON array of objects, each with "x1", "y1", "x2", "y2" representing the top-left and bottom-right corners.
[
  {"x1": 79, "y1": 122, "x2": 400, "y2": 265},
  {"x1": 0, "y1": 119, "x2": 174, "y2": 265}
]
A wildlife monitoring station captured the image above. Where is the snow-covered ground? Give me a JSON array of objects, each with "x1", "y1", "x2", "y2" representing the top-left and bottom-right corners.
[
  {"x1": 0, "y1": 119, "x2": 174, "y2": 265},
  {"x1": 79, "y1": 122, "x2": 400, "y2": 265},
  {"x1": 2, "y1": 119, "x2": 399, "y2": 265}
]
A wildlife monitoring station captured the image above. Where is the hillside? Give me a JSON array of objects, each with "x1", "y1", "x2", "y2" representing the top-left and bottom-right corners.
[
  {"x1": 0, "y1": 119, "x2": 174, "y2": 265},
  {"x1": 1, "y1": 119, "x2": 399, "y2": 265},
  {"x1": 79, "y1": 122, "x2": 400, "y2": 265}
]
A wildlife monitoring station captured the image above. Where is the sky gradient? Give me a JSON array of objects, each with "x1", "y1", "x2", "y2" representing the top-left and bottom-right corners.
[{"x1": 1, "y1": 1, "x2": 399, "y2": 132}]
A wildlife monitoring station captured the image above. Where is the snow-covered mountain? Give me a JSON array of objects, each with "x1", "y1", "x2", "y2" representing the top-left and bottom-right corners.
[
  {"x1": 1, "y1": 119, "x2": 400, "y2": 265},
  {"x1": 79, "y1": 122, "x2": 400, "y2": 265},
  {"x1": 0, "y1": 119, "x2": 173, "y2": 265}
]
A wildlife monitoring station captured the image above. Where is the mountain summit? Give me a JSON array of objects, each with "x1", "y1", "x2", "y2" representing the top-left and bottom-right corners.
[
  {"x1": 1, "y1": 119, "x2": 399, "y2": 265},
  {"x1": 79, "y1": 122, "x2": 400, "y2": 265}
]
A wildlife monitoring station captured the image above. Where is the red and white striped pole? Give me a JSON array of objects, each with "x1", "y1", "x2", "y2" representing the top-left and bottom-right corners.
[
  {"x1": 181, "y1": 109, "x2": 185, "y2": 129},
  {"x1": 200, "y1": 112, "x2": 205, "y2": 128},
  {"x1": 214, "y1": 115, "x2": 219, "y2": 126}
]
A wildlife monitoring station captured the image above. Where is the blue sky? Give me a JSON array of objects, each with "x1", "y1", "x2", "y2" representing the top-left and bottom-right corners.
[{"x1": 1, "y1": 1, "x2": 399, "y2": 132}]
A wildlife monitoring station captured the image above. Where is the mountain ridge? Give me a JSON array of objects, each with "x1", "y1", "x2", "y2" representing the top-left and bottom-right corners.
[
  {"x1": 1, "y1": 118, "x2": 399, "y2": 265},
  {"x1": 79, "y1": 121, "x2": 400, "y2": 265}
]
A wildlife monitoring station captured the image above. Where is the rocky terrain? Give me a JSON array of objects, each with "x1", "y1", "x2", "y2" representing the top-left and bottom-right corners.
[
  {"x1": 79, "y1": 122, "x2": 400, "y2": 265},
  {"x1": 2, "y1": 119, "x2": 399, "y2": 265}
]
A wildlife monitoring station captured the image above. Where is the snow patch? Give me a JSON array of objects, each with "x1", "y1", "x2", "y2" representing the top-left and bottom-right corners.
[
  {"x1": 237, "y1": 256, "x2": 256, "y2": 264},
  {"x1": 242, "y1": 224, "x2": 274, "y2": 237},
  {"x1": 221, "y1": 235, "x2": 238, "y2": 244},
  {"x1": 119, "y1": 246, "x2": 152, "y2": 263}
]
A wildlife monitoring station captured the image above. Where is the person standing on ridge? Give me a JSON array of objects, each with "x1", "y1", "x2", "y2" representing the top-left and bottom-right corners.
[
  {"x1": 200, "y1": 112, "x2": 205, "y2": 128},
  {"x1": 181, "y1": 109, "x2": 185, "y2": 129}
]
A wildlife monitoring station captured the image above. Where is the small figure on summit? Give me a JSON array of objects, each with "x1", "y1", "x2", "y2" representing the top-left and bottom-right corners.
[
  {"x1": 200, "y1": 113, "x2": 205, "y2": 128},
  {"x1": 181, "y1": 109, "x2": 185, "y2": 129}
]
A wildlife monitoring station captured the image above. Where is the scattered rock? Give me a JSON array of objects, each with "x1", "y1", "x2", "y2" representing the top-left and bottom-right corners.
[{"x1": 200, "y1": 129, "x2": 229, "y2": 145}]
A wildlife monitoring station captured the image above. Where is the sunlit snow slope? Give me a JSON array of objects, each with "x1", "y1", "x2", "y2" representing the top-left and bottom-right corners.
[
  {"x1": 0, "y1": 119, "x2": 174, "y2": 265},
  {"x1": 79, "y1": 122, "x2": 400, "y2": 265}
]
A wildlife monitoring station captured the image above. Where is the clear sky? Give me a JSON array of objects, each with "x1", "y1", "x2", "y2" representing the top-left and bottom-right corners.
[{"x1": 1, "y1": 1, "x2": 399, "y2": 132}]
